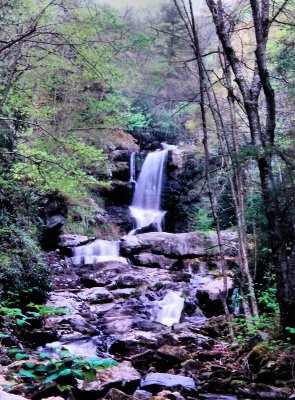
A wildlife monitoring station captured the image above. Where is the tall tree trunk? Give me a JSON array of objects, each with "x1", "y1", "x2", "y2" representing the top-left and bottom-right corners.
[{"x1": 205, "y1": 0, "x2": 295, "y2": 332}]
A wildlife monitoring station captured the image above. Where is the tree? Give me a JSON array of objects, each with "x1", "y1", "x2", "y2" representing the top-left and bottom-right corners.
[{"x1": 205, "y1": 0, "x2": 295, "y2": 332}]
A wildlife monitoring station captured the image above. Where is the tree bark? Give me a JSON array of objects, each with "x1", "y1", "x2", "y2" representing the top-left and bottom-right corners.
[{"x1": 205, "y1": 0, "x2": 295, "y2": 332}]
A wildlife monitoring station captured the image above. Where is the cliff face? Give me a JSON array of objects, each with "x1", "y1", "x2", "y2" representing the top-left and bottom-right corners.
[{"x1": 98, "y1": 144, "x2": 208, "y2": 236}]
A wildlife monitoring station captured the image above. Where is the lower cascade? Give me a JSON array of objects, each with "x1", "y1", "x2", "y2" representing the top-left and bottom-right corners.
[
  {"x1": 71, "y1": 239, "x2": 127, "y2": 266},
  {"x1": 155, "y1": 291, "x2": 185, "y2": 327}
]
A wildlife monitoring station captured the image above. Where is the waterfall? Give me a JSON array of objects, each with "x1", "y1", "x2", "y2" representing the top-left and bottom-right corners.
[
  {"x1": 129, "y1": 145, "x2": 173, "y2": 233},
  {"x1": 129, "y1": 152, "x2": 136, "y2": 185},
  {"x1": 156, "y1": 291, "x2": 184, "y2": 327},
  {"x1": 71, "y1": 239, "x2": 127, "y2": 266}
]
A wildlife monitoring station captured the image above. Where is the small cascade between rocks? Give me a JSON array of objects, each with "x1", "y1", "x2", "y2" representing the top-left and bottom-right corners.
[
  {"x1": 156, "y1": 291, "x2": 185, "y2": 327},
  {"x1": 129, "y1": 151, "x2": 136, "y2": 185},
  {"x1": 129, "y1": 144, "x2": 175, "y2": 234},
  {"x1": 71, "y1": 239, "x2": 127, "y2": 266}
]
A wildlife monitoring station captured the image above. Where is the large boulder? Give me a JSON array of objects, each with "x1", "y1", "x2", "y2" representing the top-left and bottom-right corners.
[
  {"x1": 140, "y1": 373, "x2": 198, "y2": 396},
  {"x1": 78, "y1": 287, "x2": 114, "y2": 304},
  {"x1": 121, "y1": 231, "x2": 237, "y2": 258},
  {"x1": 59, "y1": 234, "x2": 93, "y2": 248},
  {"x1": 132, "y1": 253, "x2": 176, "y2": 269},
  {"x1": 77, "y1": 361, "x2": 141, "y2": 397},
  {"x1": 0, "y1": 391, "x2": 29, "y2": 400}
]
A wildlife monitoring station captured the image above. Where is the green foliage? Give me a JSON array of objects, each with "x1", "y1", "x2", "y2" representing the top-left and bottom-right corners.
[
  {"x1": 9, "y1": 351, "x2": 118, "y2": 393},
  {"x1": 190, "y1": 207, "x2": 213, "y2": 232},
  {"x1": 0, "y1": 182, "x2": 51, "y2": 305},
  {"x1": 229, "y1": 276, "x2": 280, "y2": 343},
  {"x1": 0, "y1": 303, "x2": 68, "y2": 338}
]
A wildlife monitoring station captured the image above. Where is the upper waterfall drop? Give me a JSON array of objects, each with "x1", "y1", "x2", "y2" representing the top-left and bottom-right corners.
[{"x1": 129, "y1": 144, "x2": 175, "y2": 233}]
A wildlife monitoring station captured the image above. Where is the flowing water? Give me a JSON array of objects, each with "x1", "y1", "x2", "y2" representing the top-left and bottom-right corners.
[
  {"x1": 129, "y1": 151, "x2": 136, "y2": 185},
  {"x1": 71, "y1": 239, "x2": 127, "y2": 266},
  {"x1": 129, "y1": 145, "x2": 174, "y2": 233},
  {"x1": 156, "y1": 291, "x2": 185, "y2": 327}
]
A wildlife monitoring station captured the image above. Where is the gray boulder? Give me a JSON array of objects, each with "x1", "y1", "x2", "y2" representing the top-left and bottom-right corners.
[
  {"x1": 78, "y1": 287, "x2": 114, "y2": 303},
  {"x1": 59, "y1": 234, "x2": 93, "y2": 248},
  {"x1": 77, "y1": 361, "x2": 141, "y2": 396},
  {"x1": 140, "y1": 372, "x2": 197, "y2": 395},
  {"x1": 121, "y1": 231, "x2": 237, "y2": 258},
  {"x1": 133, "y1": 253, "x2": 176, "y2": 269}
]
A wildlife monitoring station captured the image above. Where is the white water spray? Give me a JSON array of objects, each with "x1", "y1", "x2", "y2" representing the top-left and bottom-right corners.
[
  {"x1": 71, "y1": 239, "x2": 127, "y2": 266},
  {"x1": 129, "y1": 144, "x2": 175, "y2": 233},
  {"x1": 156, "y1": 291, "x2": 184, "y2": 327},
  {"x1": 129, "y1": 152, "x2": 136, "y2": 185}
]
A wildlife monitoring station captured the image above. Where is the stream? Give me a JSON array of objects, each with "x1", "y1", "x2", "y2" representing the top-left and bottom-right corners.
[{"x1": 41, "y1": 145, "x2": 264, "y2": 399}]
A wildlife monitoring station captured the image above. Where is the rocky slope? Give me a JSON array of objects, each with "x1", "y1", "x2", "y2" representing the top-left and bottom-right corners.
[{"x1": 1, "y1": 231, "x2": 293, "y2": 400}]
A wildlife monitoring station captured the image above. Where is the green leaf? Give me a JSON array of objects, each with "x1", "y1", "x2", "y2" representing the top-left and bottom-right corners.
[
  {"x1": 16, "y1": 318, "x2": 29, "y2": 326},
  {"x1": 39, "y1": 352, "x2": 51, "y2": 359},
  {"x1": 83, "y1": 369, "x2": 96, "y2": 381},
  {"x1": 58, "y1": 368, "x2": 72, "y2": 377},
  {"x1": 15, "y1": 353, "x2": 29, "y2": 361},
  {"x1": 72, "y1": 369, "x2": 84, "y2": 380},
  {"x1": 43, "y1": 372, "x2": 60, "y2": 383},
  {"x1": 19, "y1": 369, "x2": 37, "y2": 379},
  {"x1": 25, "y1": 362, "x2": 36, "y2": 368},
  {"x1": 57, "y1": 384, "x2": 74, "y2": 392}
]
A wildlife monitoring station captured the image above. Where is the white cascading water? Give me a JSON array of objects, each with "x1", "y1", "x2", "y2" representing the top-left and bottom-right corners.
[
  {"x1": 71, "y1": 239, "x2": 127, "y2": 266},
  {"x1": 156, "y1": 291, "x2": 185, "y2": 327},
  {"x1": 129, "y1": 152, "x2": 136, "y2": 185},
  {"x1": 129, "y1": 144, "x2": 174, "y2": 233}
]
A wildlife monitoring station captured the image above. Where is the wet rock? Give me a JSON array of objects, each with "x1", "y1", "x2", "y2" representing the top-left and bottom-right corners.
[
  {"x1": 104, "y1": 388, "x2": 136, "y2": 400},
  {"x1": 121, "y1": 231, "x2": 237, "y2": 258},
  {"x1": 180, "y1": 359, "x2": 205, "y2": 376},
  {"x1": 105, "y1": 316, "x2": 134, "y2": 335},
  {"x1": 157, "y1": 390, "x2": 186, "y2": 400},
  {"x1": 128, "y1": 349, "x2": 156, "y2": 373},
  {"x1": 111, "y1": 161, "x2": 130, "y2": 181},
  {"x1": 109, "y1": 331, "x2": 164, "y2": 357},
  {"x1": 41, "y1": 192, "x2": 67, "y2": 251},
  {"x1": 133, "y1": 389, "x2": 153, "y2": 399},
  {"x1": 111, "y1": 288, "x2": 136, "y2": 299},
  {"x1": 47, "y1": 291, "x2": 81, "y2": 314},
  {"x1": 157, "y1": 345, "x2": 191, "y2": 363},
  {"x1": 77, "y1": 361, "x2": 141, "y2": 397},
  {"x1": 140, "y1": 373, "x2": 198, "y2": 396},
  {"x1": 44, "y1": 333, "x2": 101, "y2": 358},
  {"x1": 89, "y1": 303, "x2": 116, "y2": 315},
  {"x1": 59, "y1": 234, "x2": 92, "y2": 248},
  {"x1": 22, "y1": 328, "x2": 59, "y2": 347},
  {"x1": 245, "y1": 345, "x2": 270, "y2": 377},
  {"x1": 52, "y1": 314, "x2": 97, "y2": 334},
  {"x1": 133, "y1": 253, "x2": 176, "y2": 269},
  {"x1": 196, "y1": 276, "x2": 233, "y2": 317},
  {"x1": 101, "y1": 180, "x2": 131, "y2": 206},
  {"x1": 240, "y1": 383, "x2": 290, "y2": 399},
  {"x1": 132, "y1": 222, "x2": 162, "y2": 235},
  {"x1": 79, "y1": 261, "x2": 130, "y2": 287},
  {"x1": 46, "y1": 214, "x2": 66, "y2": 229},
  {"x1": 108, "y1": 274, "x2": 144, "y2": 289},
  {"x1": 110, "y1": 150, "x2": 132, "y2": 162},
  {"x1": 0, "y1": 390, "x2": 29, "y2": 400},
  {"x1": 155, "y1": 345, "x2": 191, "y2": 372},
  {"x1": 78, "y1": 287, "x2": 114, "y2": 303},
  {"x1": 42, "y1": 398, "x2": 64, "y2": 400}
]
